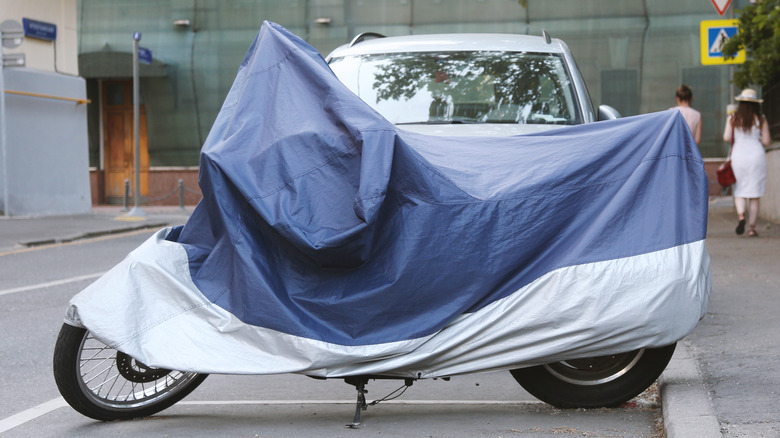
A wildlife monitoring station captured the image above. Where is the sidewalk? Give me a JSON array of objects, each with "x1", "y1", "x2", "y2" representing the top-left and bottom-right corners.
[
  {"x1": 660, "y1": 196, "x2": 779, "y2": 438},
  {"x1": 0, "y1": 205, "x2": 192, "y2": 253},
  {"x1": 0, "y1": 198, "x2": 758, "y2": 437}
]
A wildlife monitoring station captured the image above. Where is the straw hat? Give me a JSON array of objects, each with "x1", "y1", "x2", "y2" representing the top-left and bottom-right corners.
[{"x1": 735, "y1": 88, "x2": 763, "y2": 103}]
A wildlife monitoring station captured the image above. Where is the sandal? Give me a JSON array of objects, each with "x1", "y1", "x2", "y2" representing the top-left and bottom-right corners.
[
  {"x1": 748, "y1": 226, "x2": 758, "y2": 237},
  {"x1": 736, "y1": 218, "x2": 746, "y2": 235}
]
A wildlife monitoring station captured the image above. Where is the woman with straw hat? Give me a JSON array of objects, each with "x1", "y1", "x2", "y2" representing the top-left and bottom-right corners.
[{"x1": 723, "y1": 88, "x2": 772, "y2": 237}]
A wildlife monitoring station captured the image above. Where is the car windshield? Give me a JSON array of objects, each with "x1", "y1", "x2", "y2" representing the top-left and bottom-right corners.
[{"x1": 329, "y1": 51, "x2": 582, "y2": 125}]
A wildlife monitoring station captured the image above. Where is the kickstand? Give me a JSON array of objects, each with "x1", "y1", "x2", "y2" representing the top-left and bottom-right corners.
[{"x1": 346, "y1": 377, "x2": 369, "y2": 429}]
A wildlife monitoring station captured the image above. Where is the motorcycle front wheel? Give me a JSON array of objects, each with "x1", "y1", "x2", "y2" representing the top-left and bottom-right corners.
[
  {"x1": 53, "y1": 323, "x2": 208, "y2": 421},
  {"x1": 509, "y1": 343, "x2": 676, "y2": 408}
]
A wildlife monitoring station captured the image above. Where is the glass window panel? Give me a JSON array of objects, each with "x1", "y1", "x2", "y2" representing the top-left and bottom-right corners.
[
  {"x1": 683, "y1": 67, "x2": 725, "y2": 158},
  {"x1": 330, "y1": 51, "x2": 581, "y2": 125},
  {"x1": 105, "y1": 82, "x2": 124, "y2": 106},
  {"x1": 600, "y1": 70, "x2": 638, "y2": 117}
]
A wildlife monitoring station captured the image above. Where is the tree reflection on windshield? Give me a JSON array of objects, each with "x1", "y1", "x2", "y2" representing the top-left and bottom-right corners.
[{"x1": 330, "y1": 51, "x2": 579, "y2": 125}]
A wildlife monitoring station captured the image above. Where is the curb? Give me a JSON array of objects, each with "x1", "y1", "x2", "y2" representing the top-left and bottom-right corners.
[
  {"x1": 17, "y1": 221, "x2": 171, "y2": 247},
  {"x1": 659, "y1": 341, "x2": 722, "y2": 438}
]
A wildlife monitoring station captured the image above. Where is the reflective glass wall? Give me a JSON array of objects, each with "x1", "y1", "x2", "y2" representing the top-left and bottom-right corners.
[{"x1": 78, "y1": 0, "x2": 750, "y2": 166}]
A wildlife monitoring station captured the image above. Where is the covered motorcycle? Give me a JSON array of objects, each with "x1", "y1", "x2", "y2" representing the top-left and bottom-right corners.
[{"x1": 54, "y1": 22, "x2": 711, "y2": 422}]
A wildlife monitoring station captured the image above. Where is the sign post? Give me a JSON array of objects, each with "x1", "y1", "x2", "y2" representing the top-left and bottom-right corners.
[{"x1": 127, "y1": 31, "x2": 146, "y2": 217}]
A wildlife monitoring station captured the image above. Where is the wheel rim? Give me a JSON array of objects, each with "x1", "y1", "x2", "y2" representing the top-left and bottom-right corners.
[
  {"x1": 542, "y1": 348, "x2": 645, "y2": 386},
  {"x1": 76, "y1": 331, "x2": 201, "y2": 411}
]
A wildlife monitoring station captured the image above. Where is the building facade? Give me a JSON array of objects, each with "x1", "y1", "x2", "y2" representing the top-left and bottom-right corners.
[
  {"x1": 1, "y1": 0, "x2": 91, "y2": 216},
  {"x1": 76, "y1": 0, "x2": 755, "y2": 204}
]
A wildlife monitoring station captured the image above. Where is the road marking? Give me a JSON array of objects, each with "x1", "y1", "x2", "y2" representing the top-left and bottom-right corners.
[
  {"x1": 0, "y1": 397, "x2": 542, "y2": 432},
  {"x1": 179, "y1": 399, "x2": 543, "y2": 405},
  {"x1": 0, "y1": 397, "x2": 68, "y2": 434},
  {"x1": 0, "y1": 272, "x2": 104, "y2": 297}
]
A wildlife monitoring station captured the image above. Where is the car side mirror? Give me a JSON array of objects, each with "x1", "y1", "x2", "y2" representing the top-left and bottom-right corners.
[{"x1": 598, "y1": 105, "x2": 621, "y2": 121}]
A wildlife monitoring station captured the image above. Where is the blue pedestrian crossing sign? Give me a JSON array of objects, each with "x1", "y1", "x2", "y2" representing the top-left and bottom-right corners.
[{"x1": 700, "y1": 19, "x2": 745, "y2": 65}]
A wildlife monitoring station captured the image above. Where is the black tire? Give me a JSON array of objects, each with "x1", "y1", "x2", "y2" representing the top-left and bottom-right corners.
[
  {"x1": 53, "y1": 323, "x2": 208, "y2": 421},
  {"x1": 509, "y1": 343, "x2": 676, "y2": 408}
]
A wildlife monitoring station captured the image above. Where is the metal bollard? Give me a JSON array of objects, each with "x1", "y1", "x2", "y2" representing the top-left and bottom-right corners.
[
  {"x1": 178, "y1": 179, "x2": 185, "y2": 210},
  {"x1": 121, "y1": 178, "x2": 130, "y2": 211}
]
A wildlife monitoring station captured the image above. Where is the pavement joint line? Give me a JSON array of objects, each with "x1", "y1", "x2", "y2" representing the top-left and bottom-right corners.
[{"x1": 0, "y1": 272, "x2": 104, "y2": 297}]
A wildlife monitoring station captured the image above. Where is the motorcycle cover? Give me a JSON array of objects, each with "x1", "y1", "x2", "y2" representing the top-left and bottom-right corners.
[{"x1": 65, "y1": 22, "x2": 711, "y2": 377}]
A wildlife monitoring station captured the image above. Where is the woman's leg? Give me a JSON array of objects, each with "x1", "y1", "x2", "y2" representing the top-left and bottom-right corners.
[
  {"x1": 748, "y1": 198, "x2": 760, "y2": 236},
  {"x1": 735, "y1": 197, "x2": 747, "y2": 234},
  {"x1": 734, "y1": 197, "x2": 746, "y2": 219}
]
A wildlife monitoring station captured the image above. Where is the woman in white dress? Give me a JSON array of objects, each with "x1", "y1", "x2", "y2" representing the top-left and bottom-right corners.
[{"x1": 723, "y1": 88, "x2": 772, "y2": 237}]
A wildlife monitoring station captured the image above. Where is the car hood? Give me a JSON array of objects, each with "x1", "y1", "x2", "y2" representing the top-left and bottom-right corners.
[{"x1": 393, "y1": 123, "x2": 569, "y2": 137}]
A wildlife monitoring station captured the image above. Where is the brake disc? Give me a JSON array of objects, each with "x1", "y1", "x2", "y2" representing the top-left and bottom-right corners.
[{"x1": 116, "y1": 351, "x2": 172, "y2": 382}]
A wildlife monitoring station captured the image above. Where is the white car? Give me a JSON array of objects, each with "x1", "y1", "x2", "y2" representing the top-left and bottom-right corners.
[
  {"x1": 327, "y1": 31, "x2": 619, "y2": 138},
  {"x1": 327, "y1": 32, "x2": 661, "y2": 411}
]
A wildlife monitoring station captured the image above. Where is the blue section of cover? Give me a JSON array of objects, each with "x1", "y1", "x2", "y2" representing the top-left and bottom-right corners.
[{"x1": 175, "y1": 22, "x2": 708, "y2": 347}]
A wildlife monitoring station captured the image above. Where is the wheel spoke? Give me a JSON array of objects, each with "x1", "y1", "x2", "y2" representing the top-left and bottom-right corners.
[
  {"x1": 80, "y1": 351, "x2": 115, "y2": 374},
  {"x1": 103, "y1": 370, "x2": 123, "y2": 400},
  {"x1": 114, "y1": 378, "x2": 132, "y2": 401},
  {"x1": 81, "y1": 355, "x2": 117, "y2": 385},
  {"x1": 88, "y1": 370, "x2": 122, "y2": 393}
]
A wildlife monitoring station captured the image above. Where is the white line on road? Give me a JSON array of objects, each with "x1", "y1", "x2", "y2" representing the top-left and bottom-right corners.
[
  {"x1": 0, "y1": 397, "x2": 542, "y2": 432},
  {"x1": 0, "y1": 272, "x2": 104, "y2": 297},
  {"x1": 0, "y1": 397, "x2": 68, "y2": 434},
  {"x1": 178, "y1": 399, "x2": 543, "y2": 405}
]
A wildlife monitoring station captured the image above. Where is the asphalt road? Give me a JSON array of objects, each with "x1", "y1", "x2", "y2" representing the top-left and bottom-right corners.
[
  {"x1": 0, "y1": 224, "x2": 663, "y2": 437},
  {"x1": 4, "y1": 198, "x2": 778, "y2": 437}
]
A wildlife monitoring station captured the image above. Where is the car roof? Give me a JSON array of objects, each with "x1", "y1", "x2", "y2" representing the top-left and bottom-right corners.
[{"x1": 326, "y1": 32, "x2": 570, "y2": 59}]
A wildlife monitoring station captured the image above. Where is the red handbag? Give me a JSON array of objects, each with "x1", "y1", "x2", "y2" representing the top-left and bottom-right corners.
[
  {"x1": 718, "y1": 117, "x2": 736, "y2": 188},
  {"x1": 717, "y1": 160, "x2": 736, "y2": 187}
]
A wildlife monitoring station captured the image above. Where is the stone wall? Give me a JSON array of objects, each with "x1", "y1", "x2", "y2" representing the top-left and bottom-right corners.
[{"x1": 763, "y1": 146, "x2": 780, "y2": 223}]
